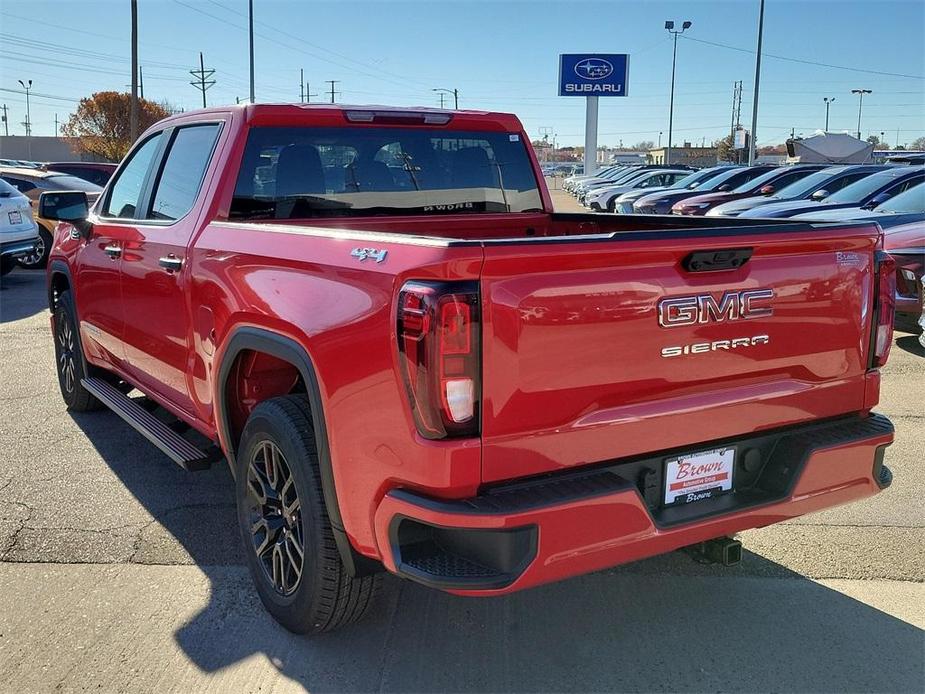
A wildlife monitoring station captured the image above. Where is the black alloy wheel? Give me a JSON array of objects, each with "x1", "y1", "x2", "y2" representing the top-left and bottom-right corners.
[{"x1": 246, "y1": 439, "x2": 304, "y2": 596}]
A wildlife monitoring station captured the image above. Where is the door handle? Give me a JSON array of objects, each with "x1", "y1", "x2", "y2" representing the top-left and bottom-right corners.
[
  {"x1": 158, "y1": 255, "x2": 183, "y2": 272},
  {"x1": 103, "y1": 244, "x2": 121, "y2": 259}
]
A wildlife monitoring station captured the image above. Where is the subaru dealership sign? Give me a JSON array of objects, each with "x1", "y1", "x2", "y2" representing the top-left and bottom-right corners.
[{"x1": 559, "y1": 54, "x2": 629, "y2": 96}]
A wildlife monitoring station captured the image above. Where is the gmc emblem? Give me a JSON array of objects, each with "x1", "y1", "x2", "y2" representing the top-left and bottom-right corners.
[{"x1": 658, "y1": 289, "x2": 774, "y2": 328}]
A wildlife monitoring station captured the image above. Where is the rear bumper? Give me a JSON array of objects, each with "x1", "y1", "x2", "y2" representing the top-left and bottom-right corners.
[
  {"x1": 1, "y1": 237, "x2": 39, "y2": 259},
  {"x1": 374, "y1": 414, "x2": 893, "y2": 595}
]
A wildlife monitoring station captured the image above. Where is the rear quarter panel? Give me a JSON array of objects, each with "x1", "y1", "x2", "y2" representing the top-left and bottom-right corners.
[{"x1": 191, "y1": 222, "x2": 485, "y2": 557}]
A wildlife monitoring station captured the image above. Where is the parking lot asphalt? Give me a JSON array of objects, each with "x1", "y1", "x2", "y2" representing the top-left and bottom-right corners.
[{"x1": 1, "y1": 243, "x2": 923, "y2": 691}]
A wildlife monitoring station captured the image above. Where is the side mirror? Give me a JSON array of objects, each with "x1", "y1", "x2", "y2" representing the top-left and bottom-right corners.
[
  {"x1": 810, "y1": 189, "x2": 829, "y2": 201},
  {"x1": 864, "y1": 192, "x2": 891, "y2": 209},
  {"x1": 38, "y1": 191, "x2": 92, "y2": 236},
  {"x1": 759, "y1": 184, "x2": 775, "y2": 195}
]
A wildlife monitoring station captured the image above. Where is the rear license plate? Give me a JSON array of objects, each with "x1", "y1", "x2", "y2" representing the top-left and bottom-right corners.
[
  {"x1": 8, "y1": 210, "x2": 22, "y2": 224},
  {"x1": 664, "y1": 447, "x2": 735, "y2": 506}
]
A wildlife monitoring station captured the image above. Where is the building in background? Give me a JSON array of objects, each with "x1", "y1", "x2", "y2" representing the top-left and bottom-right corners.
[{"x1": 647, "y1": 144, "x2": 718, "y2": 167}]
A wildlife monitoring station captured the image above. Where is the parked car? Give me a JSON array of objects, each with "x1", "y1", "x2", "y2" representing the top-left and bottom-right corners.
[
  {"x1": 0, "y1": 177, "x2": 39, "y2": 276},
  {"x1": 882, "y1": 221, "x2": 924, "y2": 334},
  {"x1": 564, "y1": 165, "x2": 627, "y2": 192},
  {"x1": 672, "y1": 165, "x2": 826, "y2": 216},
  {"x1": 586, "y1": 169, "x2": 692, "y2": 211},
  {"x1": 706, "y1": 165, "x2": 888, "y2": 217},
  {"x1": 794, "y1": 181, "x2": 924, "y2": 229},
  {"x1": 0, "y1": 167, "x2": 102, "y2": 269},
  {"x1": 739, "y1": 166, "x2": 925, "y2": 219},
  {"x1": 43, "y1": 162, "x2": 117, "y2": 187},
  {"x1": 611, "y1": 166, "x2": 740, "y2": 214},
  {"x1": 41, "y1": 103, "x2": 895, "y2": 634},
  {"x1": 634, "y1": 165, "x2": 775, "y2": 214}
]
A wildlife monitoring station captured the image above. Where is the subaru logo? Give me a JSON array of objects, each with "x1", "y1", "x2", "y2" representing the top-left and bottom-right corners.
[{"x1": 574, "y1": 58, "x2": 613, "y2": 80}]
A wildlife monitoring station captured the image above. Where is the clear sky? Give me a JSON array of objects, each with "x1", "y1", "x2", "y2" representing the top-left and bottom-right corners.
[{"x1": 2, "y1": 0, "x2": 923, "y2": 148}]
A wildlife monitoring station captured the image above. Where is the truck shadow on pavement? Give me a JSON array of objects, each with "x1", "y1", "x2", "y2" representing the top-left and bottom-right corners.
[{"x1": 71, "y1": 411, "x2": 924, "y2": 693}]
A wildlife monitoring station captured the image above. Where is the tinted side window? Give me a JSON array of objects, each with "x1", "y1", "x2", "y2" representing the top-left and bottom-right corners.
[
  {"x1": 890, "y1": 175, "x2": 924, "y2": 195},
  {"x1": 829, "y1": 172, "x2": 869, "y2": 192},
  {"x1": 1, "y1": 176, "x2": 36, "y2": 193},
  {"x1": 771, "y1": 170, "x2": 811, "y2": 190},
  {"x1": 149, "y1": 124, "x2": 221, "y2": 221},
  {"x1": 105, "y1": 134, "x2": 162, "y2": 218}
]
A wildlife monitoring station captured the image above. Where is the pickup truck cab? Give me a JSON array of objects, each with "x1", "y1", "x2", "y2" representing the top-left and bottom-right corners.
[{"x1": 40, "y1": 104, "x2": 896, "y2": 634}]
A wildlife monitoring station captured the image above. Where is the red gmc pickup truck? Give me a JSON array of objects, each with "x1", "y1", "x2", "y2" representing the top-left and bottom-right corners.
[{"x1": 39, "y1": 104, "x2": 896, "y2": 634}]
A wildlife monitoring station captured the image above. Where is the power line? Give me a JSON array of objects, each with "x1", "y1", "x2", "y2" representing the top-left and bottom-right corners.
[{"x1": 681, "y1": 35, "x2": 925, "y2": 80}]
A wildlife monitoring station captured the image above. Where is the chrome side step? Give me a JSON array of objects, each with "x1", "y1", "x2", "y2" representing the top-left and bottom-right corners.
[{"x1": 81, "y1": 377, "x2": 215, "y2": 471}]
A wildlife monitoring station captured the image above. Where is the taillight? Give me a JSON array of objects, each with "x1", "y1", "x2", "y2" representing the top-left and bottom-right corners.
[
  {"x1": 397, "y1": 281, "x2": 480, "y2": 439},
  {"x1": 871, "y1": 250, "x2": 896, "y2": 369}
]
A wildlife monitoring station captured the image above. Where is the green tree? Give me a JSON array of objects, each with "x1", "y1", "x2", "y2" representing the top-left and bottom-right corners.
[
  {"x1": 61, "y1": 91, "x2": 170, "y2": 162},
  {"x1": 714, "y1": 134, "x2": 737, "y2": 162},
  {"x1": 866, "y1": 135, "x2": 881, "y2": 147}
]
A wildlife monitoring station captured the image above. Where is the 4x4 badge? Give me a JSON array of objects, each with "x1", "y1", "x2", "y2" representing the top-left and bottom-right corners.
[{"x1": 351, "y1": 247, "x2": 388, "y2": 263}]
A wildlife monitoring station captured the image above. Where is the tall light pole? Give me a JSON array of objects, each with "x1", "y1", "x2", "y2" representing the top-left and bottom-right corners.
[
  {"x1": 747, "y1": 0, "x2": 765, "y2": 165},
  {"x1": 17, "y1": 79, "x2": 32, "y2": 159},
  {"x1": 823, "y1": 97, "x2": 835, "y2": 131},
  {"x1": 130, "y1": 0, "x2": 138, "y2": 144},
  {"x1": 248, "y1": 0, "x2": 255, "y2": 103},
  {"x1": 851, "y1": 89, "x2": 871, "y2": 140},
  {"x1": 432, "y1": 88, "x2": 458, "y2": 109},
  {"x1": 664, "y1": 20, "x2": 692, "y2": 165}
]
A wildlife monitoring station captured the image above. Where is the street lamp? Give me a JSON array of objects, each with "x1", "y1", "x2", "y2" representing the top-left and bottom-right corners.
[
  {"x1": 17, "y1": 79, "x2": 32, "y2": 159},
  {"x1": 664, "y1": 20, "x2": 692, "y2": 165},
  {"x1": 851, "y1": 89, "x2": 871, "y2": 140},
  {"x1": 17, "y1": 79, "x2": 32, "y2": 137},
  {"x1": 823, "y1": 97, "x2": 835, "y2": 131},
  {"x1": 432, "y1": 87, "x2": 458, "y2": 110}
]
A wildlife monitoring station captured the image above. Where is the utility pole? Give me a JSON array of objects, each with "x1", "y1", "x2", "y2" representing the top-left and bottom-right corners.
[
  {"x1": 305, "y1": 82, "x2": 318, "y2": 103},
  {"x1": 747, "y1": 0, "x2": 765, "y2": 165},
  {"x1": 823, "y1": 97, "x2": 834, "y2": 131},
  {"x1": 300, "y1": 69, "x2": 304, "y2": 102},
  {"x1": 139, "y1": 65, "x2": 144, "y2": 100},
  {"x1": 130, "y1": 0, "x2": 138, "y2": 144},
  {"x1": 248, "y1": 0, "x2": 255, "y2": 103},
  {"x1": 432, "y1": 88, "x2": 458, "y2": 109},
  {"x1": 658, "y1": 131, "x2": 662, "y2": 148},
  {"x1": 664, "y1": 20, "x2": 692, "y2": 165},
  {"x1": 190, "y1": 52, "x2": 216, "y2": 108},
  {"x1": 851, "y1": 88, "x2": 871, "y2": 140},
  {"x1": 1, "y1": 104, "x2": 8, "y2": 136},
  {"x1": 729, "y1": 80, "x2": 742, "y2": 144},
  {"x1": 54, "y1": 113, "x2": 58, "y2": 136},
  {"x1": 326, "y1": 80, "x2": 339, "y2": 104}
]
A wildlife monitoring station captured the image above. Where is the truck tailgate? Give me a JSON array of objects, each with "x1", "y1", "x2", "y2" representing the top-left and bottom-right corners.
[{"x1": 479, "y1": 224, "x2": 879, "y2": 483}]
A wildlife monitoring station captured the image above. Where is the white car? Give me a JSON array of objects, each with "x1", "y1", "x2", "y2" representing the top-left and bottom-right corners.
[
  {"x1": 0, "y1": 178, "x2": 39, "y2": 276},
  {"x1": 585, "y1": 169, "x2": 693, "y2": 212}
]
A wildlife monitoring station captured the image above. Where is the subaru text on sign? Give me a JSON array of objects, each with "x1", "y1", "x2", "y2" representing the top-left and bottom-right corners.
[{"x1": 559, "y1": 54, "x2": 629, "y2": 96}]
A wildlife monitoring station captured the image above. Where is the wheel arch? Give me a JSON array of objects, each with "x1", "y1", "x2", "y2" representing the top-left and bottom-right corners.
[{"x1": 215, "y1": 325, "x2": 378, "y2": 576}]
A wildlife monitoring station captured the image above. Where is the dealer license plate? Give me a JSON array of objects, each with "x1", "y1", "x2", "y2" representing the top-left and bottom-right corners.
[
  {"x1": 8, "y1": 210, "x2": 22, "y2": 224},
  {"x1": 664, "y1": 447, "x2": 735, "y2": 506}
]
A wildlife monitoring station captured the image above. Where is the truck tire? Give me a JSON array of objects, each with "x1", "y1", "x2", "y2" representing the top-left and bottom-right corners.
[
  {"x1": 52, "y1": 291, "x2": 102, "y2": 412},
  {"x1": 235, "y1": 395, "x2": 380, "y2": 634}
]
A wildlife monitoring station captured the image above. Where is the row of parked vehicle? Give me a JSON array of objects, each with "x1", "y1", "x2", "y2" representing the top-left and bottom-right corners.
[
  {"x1": 564, "y1": 160, "x2": 924, "y2": 335},
  {"x1": 0, "y1": 161, "x2": 116, "y2": 275},
  {"x1": 564, "y1": 161, "x2": 925, "y2": 228}
]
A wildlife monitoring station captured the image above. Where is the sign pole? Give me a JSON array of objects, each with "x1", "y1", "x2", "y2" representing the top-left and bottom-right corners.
[{"x1": 584, "y1": 96, "x2": 599, "y2": 176}]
